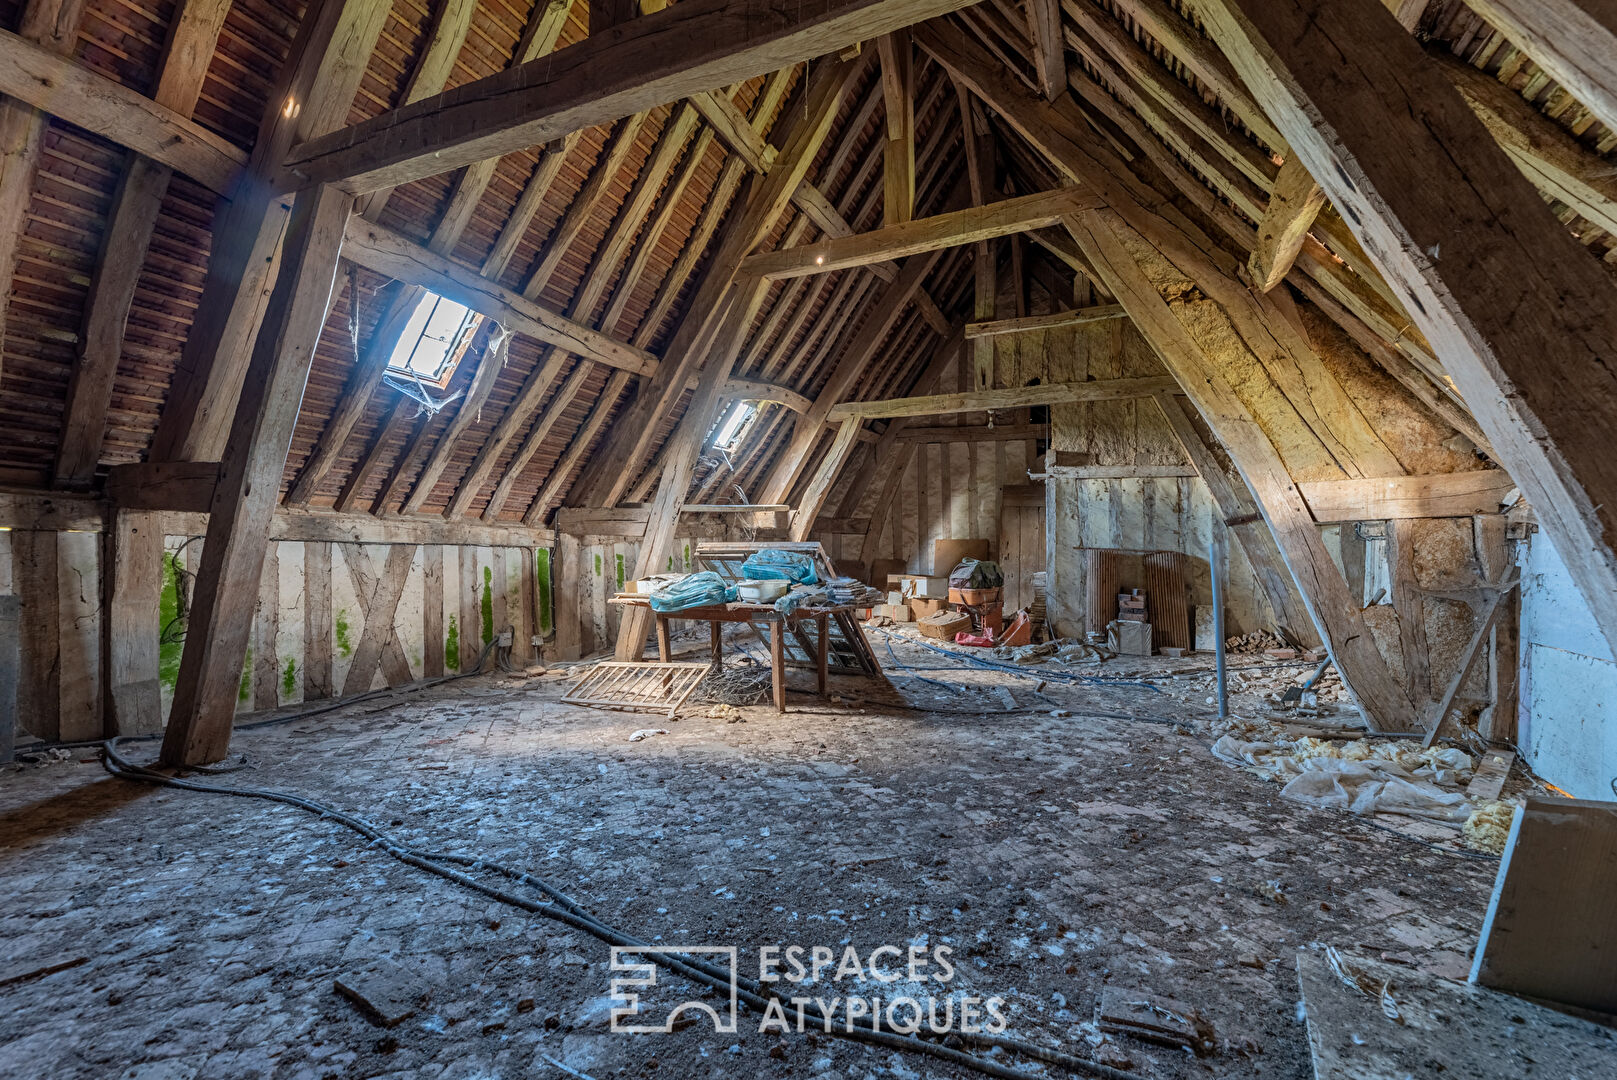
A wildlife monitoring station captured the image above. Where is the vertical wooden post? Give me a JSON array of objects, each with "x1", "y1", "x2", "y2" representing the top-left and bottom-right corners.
[
  {"x1": 0, "y1": 595, "x2": 17, "y2": 763},
  {"x1": 459, "y1": 545, "x2": 480, "y2": 670},
  {"x1": 422, "y1": 543, "x2": 444, "y2": 677},
  {"x1": 161, "y1": 183, "x2": 351, "y2": 766},
  {"x1": 554, "y1": 532, "x2": 583, "y2": 660},
  {"x1": 252, "y1": 543, "x2": 281, "y2": 709},
  {"x1": 1477, "y1": 515, "x2": 1520, "y2": 744},
  {"x1": 1388, "y1": 519, "x2": 1431, "y2": 701},
  {"x1": 12, "y1": 530, "x2": 59, "y2": 741},
  {"x1": 103, "y1": 510, "x2": 165, "y2": 735},
  {"x1": 304, "y1": 540, "x2": 333, "y2": 699}
]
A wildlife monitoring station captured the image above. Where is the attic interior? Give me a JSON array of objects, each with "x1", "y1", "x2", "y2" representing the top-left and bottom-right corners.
[{"x1": 3, "y1": 0, "x2": 1617, "y2": 1077}]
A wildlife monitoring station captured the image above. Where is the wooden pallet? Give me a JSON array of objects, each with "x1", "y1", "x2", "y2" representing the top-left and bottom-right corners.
[{"x1": 561, "y1": 661, "x2": 709, "y2": 718}]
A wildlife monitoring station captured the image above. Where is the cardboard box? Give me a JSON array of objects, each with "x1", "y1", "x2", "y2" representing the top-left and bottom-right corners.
[
  {"x1": 932, "y1": 538, "x2": 990, "y2": 576},
  {"x1": 894, "y1": 574, "x2": 950, "y2": 598},
  {"x1": 910, "y1": 597, "x2": 948, "y2": 619},
  {"x1": 876, "y1": 604, "x2": 914, "y2": 622}
]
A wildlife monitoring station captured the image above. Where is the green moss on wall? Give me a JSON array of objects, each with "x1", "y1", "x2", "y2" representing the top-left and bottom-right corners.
[
  {"x1": 481, "y1": 565, "x2": 494, "y2": 646},
  {"x1": 615, "y1": 552, "x2": 625, "y2": 590},
  {"x1": 536, "y1": 549, "x2": 552, "y2": 634},
  {"x1": 239, "y1": 645, "x2": 252, "y2": 702},
  {"x1": 335, "y1": 610, "x2": 353, "y2": 658},
  {"x1": 281, "y1": 657, "x2": 296, "y2": 697},
  {"x1": 159, "y1": 552, "x2": 183, "y2": 692},
  {"x1": 445, "y1": 614, "x2": 460, "y2": 671}
]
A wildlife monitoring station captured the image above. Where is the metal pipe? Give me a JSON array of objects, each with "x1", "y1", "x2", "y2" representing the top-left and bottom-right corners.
[{"x1": 1210, "y1": 537, "x2": 1228, "y2": 719}]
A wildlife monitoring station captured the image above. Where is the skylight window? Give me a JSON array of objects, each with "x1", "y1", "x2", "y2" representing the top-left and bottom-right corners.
[
  {"x1": 387, "y1": 292, "x2": 477, "y2": 381},
  {"x1": 710, "y1": 400, "x2": 758, "y2": 452}
]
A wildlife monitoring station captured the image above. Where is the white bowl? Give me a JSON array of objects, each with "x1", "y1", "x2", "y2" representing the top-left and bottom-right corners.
[{"x1": 737, "y1": 579, "x2": 790, "y2": 602}]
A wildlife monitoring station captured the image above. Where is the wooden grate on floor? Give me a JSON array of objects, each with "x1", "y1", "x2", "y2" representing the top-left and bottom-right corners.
[{"x1": 561, "y1": 661, "x2": 710, "y2": 718}]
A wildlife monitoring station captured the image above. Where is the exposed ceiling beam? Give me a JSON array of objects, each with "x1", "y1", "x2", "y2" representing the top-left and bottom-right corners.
[
  {"x1": 279, "y1": 0, "x2": 982, "y2": 194},
  {"x1": 825, "y1": 376, "x2": 1179, "y2": 420},
  {"x1": 741, "y1": 187, "x2": 1098, "y2": 278},
  {"x1": 340, "y1": 217, "x2": 659, "y2": 376},
  {"x1": 1196, "y1": 0, "x2": 1617, "y2": 678},
  {"x1": 1248, "y1": 155, "x2": 1325, "y2": 292},
  {"x1": 1458, "y1": 0, "x2": 1617, "y2": 137}
]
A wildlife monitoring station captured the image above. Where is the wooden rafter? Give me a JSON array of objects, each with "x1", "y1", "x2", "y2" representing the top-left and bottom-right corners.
[
  {"x1": 1197, "y1": 0, "x2": 1617, "y2": 659},
  {"x1": 53, "y1": 0, "x2": 233, "y2": 488},
  {"x1": 281, "y1": 0, "x2": 981, "y2": 193},
  {"x1": 878, "y1": 30, "x2": 916, "y2": 225}
]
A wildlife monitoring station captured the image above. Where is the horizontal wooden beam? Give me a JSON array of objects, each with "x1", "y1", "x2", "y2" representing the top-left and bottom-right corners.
[
  {"x1": 281, "y1": 0, "x2": 979, "y2": 193},
  {"x1": 2, "y1": 482, "x2": 552, "y2": 547},
  {"x1": 1299, "y1": 471, "x2": 1517, "y2": 522},
  {"x1": 741, "y1": 186, "x2": 1097, "y2": 278},
  {"x1": 341, "y1": 218, "x2": 658, "y2": 376},
  {"x1": 899, "y1": 421, "x2": 1048, "y2": 441},
  {"x1": 0, "y1": 27, "x2": 246, "y2": 195},
  {"x1": 964, "y1": 303, "x2": 1128, "y2": 338},
  {"x1": 1044, "y1": 463, "x2": 1198, "y2": 479},
  {"x1": 826, "y1": 376, "x2": 1180, "y2": 420},
  {"x1": 554, "y1": 503, "x2": 792, "y2": 537}
]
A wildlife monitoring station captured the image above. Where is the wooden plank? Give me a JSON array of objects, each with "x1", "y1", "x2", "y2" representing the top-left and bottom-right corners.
[
  {"x1": 1467, "y1": 748, "x2": 1514, "y2": 802},
  {"x1": 1461, "y1": 0, "x2": 1617, "y2": 137},
  {"x1": 791, "y1": 420, "x2": 863, "y2": 540},
  {"x1": 12, "y1": 531, "x2": 59, "y2": 741},
  {"x1": 0, "y1": 23, "x2": 242, "y2": 196},
  {"x1": 252, "y1": 543, "x2": 281, "y2": 709},
  {"x1": 1472, "y1": 795, "x2": 1617, "y2": 1014},
  {"x1": 1298, "y1": 948, "x2": 1617, "y2": 1080},
  {"x1": 281, "y1": 0, "x2": 979, "y2": 194},
  {"x1": 422, "y1": 544, "x2": 444, "y2": 678},
  {"x1": 722, "y1": 378, "x2": 814, "y2": 414},
  {"x1": 1195, "y1": 0, "x2": 1617, "y2": 675},
  {"x1": 878, "y1": 31, "x2": 915, "y2": 225},
  {"x1": 342, "y1": 543, "x2": 417, "y2": 696},
  {"x1": 1045, "y1": 463, "x2": 1198, "y2": 478},
  {"x1": 304, "y1": 540, "x2": 333, "y2": 699},
  {"x1": 1299, "y1": 472, "x2": 1517, "y2": 522},
  {"x1": 1387, "y1": 519, "x2": 1431, "y2": 702},
  {"x1": 102, "y1": 510, "x2": 164, "y2": 735},
  {"x1": 1026, "y1": 0, "x2": 1065, "y2": 99},
  {"x1": 341, "y1": 219, "x2": 658, "y2": 376},
  {"x1": 964, "y1": 304, "x2": 1127, "y2": 338},
  {"x1": 52, "y1": 0, "x2": 235, "y2": 488},
  {"x1": 151, "y1": 0, "x2": 389, "y2": 464},
  {"x1": 0, "y1": 0, "x2": 91, "y2": 394},
  {"x1": 742, "y1": 187, "x2": 1094, "y2": 279},
  {"x1": 1437, "y1": 49, "x2": 1617, "y2": 238},
  {"x1": 160, "y1": 184, "x2": 352, "y2": 767},
  {"x1": 1248, "y1": 155, "x2": 1324, "y2": 292},
  {"x1": 554, "y1": 532, "x2": 583, "y2": 659},
  {"x1": 459, "y1": 545, "x2": 481, "y2": 670},
  {"x1": 827, "y1": 376, "x2": 1178, "y2": 421}
]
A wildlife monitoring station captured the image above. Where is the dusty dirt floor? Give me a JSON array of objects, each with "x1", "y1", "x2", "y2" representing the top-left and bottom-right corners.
[{"x1": 0, "y1": 627, "x2": 1504, "y2": 1080}]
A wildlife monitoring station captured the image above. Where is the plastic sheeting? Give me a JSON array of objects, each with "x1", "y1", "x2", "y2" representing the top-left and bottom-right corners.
[
  {"x1": 741, "y1": 550, "x2": 818, "y2": 586},
  {"x1": 648, "y1": 571, "x2": 738, "y2": 612},
  {"x1": 1211, "y1": 735, "x2": 1475, "y2": 822}
]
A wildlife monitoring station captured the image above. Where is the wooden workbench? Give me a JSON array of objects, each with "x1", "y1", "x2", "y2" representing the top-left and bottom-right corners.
[{"x1": 608, "y1": 595, "x2": 855, "y2": 711}]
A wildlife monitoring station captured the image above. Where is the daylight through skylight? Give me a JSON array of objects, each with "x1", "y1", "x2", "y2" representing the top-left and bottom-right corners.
[
  {"x1": 387, "y1": 292, "x2": 475, "y2": 380},
  {"x1": 710, "y1": 400, "x2": 757, "y2": 452}
]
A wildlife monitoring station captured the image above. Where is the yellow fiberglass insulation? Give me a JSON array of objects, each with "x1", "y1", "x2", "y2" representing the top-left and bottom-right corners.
[{"x1": 1463, "y1": 800, "x2": 1516, "y2": 854}]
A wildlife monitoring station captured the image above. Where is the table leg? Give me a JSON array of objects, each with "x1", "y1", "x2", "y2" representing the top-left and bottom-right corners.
[
  {"x1": 710, "y1": 620, "x2": 723, "y2": 671},
  {"x1": 815, "y1": 613, "x2": 829, "y2": 694},
  {"x1": 769, "y1": 620, "x2": 786, "y2": 712},
  {"x1": 655, "y1": 614, "x2": 670, "y2": 663}
]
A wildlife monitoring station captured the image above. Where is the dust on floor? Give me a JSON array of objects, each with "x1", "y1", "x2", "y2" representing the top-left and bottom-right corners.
[{"x1": 0, "y1": 631, "x2": 1499, "y2": 1080}]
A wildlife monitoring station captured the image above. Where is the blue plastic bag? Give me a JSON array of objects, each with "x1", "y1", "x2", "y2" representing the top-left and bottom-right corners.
[
  {"x1": 740, "y1": 549, "x2": 818, "y2": 586},
  {"x1": 648, "y1": 571, "x2": 738, "y2": 612}
]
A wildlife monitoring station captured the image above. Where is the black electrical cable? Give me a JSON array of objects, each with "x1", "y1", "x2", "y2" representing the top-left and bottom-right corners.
[{"x1": 98, "y1": 738, "x2": 1142, "y2": 1080}]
